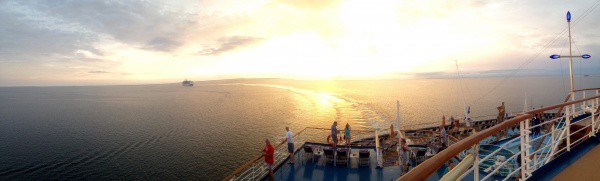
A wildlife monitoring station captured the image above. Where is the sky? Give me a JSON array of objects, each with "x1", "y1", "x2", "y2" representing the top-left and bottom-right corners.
[{"x1": 1, "y1": 0, "x2": 600, "y2": 86}]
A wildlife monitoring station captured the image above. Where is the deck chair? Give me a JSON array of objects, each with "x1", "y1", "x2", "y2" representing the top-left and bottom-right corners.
[
  {"x1": 359, "y1": 150, "x2": 370, "y2": 166},
  {"x1": 324, "y1": 148, "x2": 335, "y2": 164},
  {"x1": 415, "y1": 149, "x2": 427, "y2": 164},
  {"x1": 336, "y1": 149, "x2": 348, "y2": 165},
  {"x1": 303, "y1": 146, "x2": 315, "y2": 162}
]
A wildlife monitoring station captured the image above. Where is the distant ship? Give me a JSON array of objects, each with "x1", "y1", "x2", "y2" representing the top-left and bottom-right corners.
[{"x1": 182, "y1": 79, "x2": 194, "y2": 86}]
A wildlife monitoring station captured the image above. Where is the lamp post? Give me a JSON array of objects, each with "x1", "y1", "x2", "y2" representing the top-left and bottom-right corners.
[{"x1": 549, "y1": 11, "x2": 591, "y2": 101}]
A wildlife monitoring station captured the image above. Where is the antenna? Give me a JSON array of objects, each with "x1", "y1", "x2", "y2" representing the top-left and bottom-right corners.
[{"x1": 549, "y1": 11, "x2": 592, "y2": 99}]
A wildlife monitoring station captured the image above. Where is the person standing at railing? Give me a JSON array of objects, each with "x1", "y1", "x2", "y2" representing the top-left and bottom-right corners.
[
  {"x1": 285, "y1": 127, "x2": 295, "y2": 164},
  {"x1": 532, "y1": 114, "x2": 540, "y2": 137},
  {"x1": 344, "y1": 123, "x2": 351, "y2": 147},
  {"x1": 399, "y1": 138, "x2": 410, "y2": 172},
  {"x1": 262, "y1": 139, "x2": 275, "y2": 181},
  {"x1": 440, "y1": 116, "x2": 448, "y2": 149},
  {"x1": 496, "y1": 102, "x2": 506, "y2": 141},
  {"x1": 331, "y1": 121, "x2": 339, "y2": 149},
  {"x1": 390, "y1": 124, "x2": 396, "y2": 140},
  {"x1": 451, "y1": 116, "x2": 459, "y2": 133}
]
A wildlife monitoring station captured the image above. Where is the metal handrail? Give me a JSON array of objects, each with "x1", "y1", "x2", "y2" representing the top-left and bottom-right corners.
[
  {"x1": 398, "y1": 88, "x2": 600, "y2": 181},
  {"x1": 222, "y1": 127, "x2": 308, "y2": 181}
]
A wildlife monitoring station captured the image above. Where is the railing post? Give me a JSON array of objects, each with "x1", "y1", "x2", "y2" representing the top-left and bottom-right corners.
[
  {"x1": 592, "y1": 109, "x2": 596, "y2": 137},
  {"x1": 566, "y1": 106, "x2": 571, "y2": 152},
  {"x1": 519, "y1": 118, "x2": 529, "y2": 179},
  {"x1": 571, "y1": 91, "x2": 575, "y2": 116},
  {"x1": 473, "y1": 143, "x2": 479, "y2": 180},
  {"x1": 583, "y1": 91, "x2": 587, "y2": 109},
  {"x1": 596, "y1": 90, "x2": 599, "y2": 108},
  {"x1": 252, "y1": 162, "x2": 256, "y2": 181},
  {"x1": 375, "y1": 130, "x2": 383, "y2": 168},
  {"x1": 596, "y1": 90, "x2": 600, "y2": 106},
  {"x1": 590, "y1": 111, "x2": 596, "y2": 137},
  {"x1": 525, "y1": 118, "x2": 532, "y2": 176}
]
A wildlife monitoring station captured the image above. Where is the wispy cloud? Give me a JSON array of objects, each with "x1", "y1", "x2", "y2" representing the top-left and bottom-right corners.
[
  {"x1": 88, "y1": 70, "x2": 109, "y2": 74},
  {"x1": 198, "y1": 36, "x2": 262, "y2": 56}
]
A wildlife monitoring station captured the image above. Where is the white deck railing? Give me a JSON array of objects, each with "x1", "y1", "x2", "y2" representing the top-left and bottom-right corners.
[{"x1": 401, "y1": 88, "x2": 600, "y2": 181}]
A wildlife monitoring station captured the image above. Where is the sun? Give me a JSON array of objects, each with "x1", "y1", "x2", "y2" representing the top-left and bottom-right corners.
[{"x1": 187, "y1": 0, "x2": 504, "y2": 80}]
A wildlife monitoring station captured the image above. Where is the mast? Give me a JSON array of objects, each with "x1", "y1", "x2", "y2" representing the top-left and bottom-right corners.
[
  {"x1": 567, "y1": 11, "x2": 574, "y2": 99},
  {"x1": 549, "y1": 11, "x2": 592, "y2": 102}
]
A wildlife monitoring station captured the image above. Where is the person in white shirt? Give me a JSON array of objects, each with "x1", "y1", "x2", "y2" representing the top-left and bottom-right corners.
[{"x1": 285, "y1": 127, "x2": 294, "y2": 164}]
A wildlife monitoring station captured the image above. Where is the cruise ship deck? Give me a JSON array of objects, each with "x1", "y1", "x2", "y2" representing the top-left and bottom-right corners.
[
  {"x1": 227, "y1": 88, "x2": 600, "y2": 181},
  {"x1": 398, "y1": 88, "x2": 600, "y2": 181},
  {"x1": 271, "y1": 144, "x2": 404, "y2": 181},
  {"x1": 552, "y1": 138, "x2": 600, "y2": 180},
  {"x1": 528, "y1": 133, "x2": 600, "y2": 181}
]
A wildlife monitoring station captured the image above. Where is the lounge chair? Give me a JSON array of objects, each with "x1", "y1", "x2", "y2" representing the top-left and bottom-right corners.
[
  {"x1": 359, "y1": 150, "x2": 370, "y2": 166},
  {"x1": 303, "y1": 146, "x2": 315, "y2": 162},
  {"x1": 324, "y1": 148, "x2": 335, "y2": 164},
  {"x1": 415, "y1": 149, "x2": 427, "y2": 164},
  {"x1": 336, "y1": 149, "x2": 348, "y2": 165}
]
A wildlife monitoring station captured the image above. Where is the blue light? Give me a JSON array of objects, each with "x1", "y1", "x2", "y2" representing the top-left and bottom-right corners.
[
  {"x1": 550, "y1": 54, "x2": 560, "y2": 59},
  {"x1": 582, "y1": 54, "x2": 591, "y2": 59},
  {"x1": 567, "y1": 11, "x2": 571, "y2": 22}
]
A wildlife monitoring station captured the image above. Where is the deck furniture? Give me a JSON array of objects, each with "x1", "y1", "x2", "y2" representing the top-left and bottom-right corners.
[
  {"x1": 303, "y1": 146, "x2": 315, "y2": 162},
  {"x1": 359, "y1": 150, "x2": 370, "y2": 166},
  {"x1": 324, "y1": 148, "x2": 335, "y2": 165},
  {"x1": 336, "y1": 149, "x2": 349, "y2": 165}
]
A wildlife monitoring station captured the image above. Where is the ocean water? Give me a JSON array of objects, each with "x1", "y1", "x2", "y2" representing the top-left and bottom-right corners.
[{"x1": 0, "y1": 76, "x2": 598, "y2": 180}]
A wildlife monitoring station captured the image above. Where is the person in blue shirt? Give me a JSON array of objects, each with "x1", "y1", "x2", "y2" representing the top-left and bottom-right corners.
[
  {"x1": 344, "y1": 123, "x2": 351, "y2": 147},
  {"x1": 331, "y1": 121, "x2": 339, "y2": 149}
]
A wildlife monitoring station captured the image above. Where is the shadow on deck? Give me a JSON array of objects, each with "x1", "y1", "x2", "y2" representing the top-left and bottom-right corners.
[{"x1": 270, "y1": 143, "x2": 405, "y2": 181}]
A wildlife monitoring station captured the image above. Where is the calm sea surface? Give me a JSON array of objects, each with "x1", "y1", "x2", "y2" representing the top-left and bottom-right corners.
[{"x1": 1, "y1": 76, "x2": 598, "y2": 180}]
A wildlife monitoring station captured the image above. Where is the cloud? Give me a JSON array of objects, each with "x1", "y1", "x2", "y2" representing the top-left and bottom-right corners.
[
  {"x1": 0, "y1": 1, "x2": 99, "y2": 63},
  {"x1": 31, "y1": 1, "x2": 200, "y2": 49},
  {"x1": 2, "y1": 0, "x2": 600, "y2": 86},
  {"x1": 88, "y1": 70, "x2": 109, "y2": 74},
  {"x1": 144, "y1": 37, "x2": 183, "y2": 52},
  {"x1": 198, "y1": 36, "x2": 262, "y2": 55}
]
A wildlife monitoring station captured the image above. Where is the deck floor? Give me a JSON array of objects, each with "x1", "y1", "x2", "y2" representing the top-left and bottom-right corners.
[
  {"x1": 552, "y1": 138, "x2": 600, "y2": 181},
  {"x1": 271, "y1": 145, "x2": 405, "y2": 181}
]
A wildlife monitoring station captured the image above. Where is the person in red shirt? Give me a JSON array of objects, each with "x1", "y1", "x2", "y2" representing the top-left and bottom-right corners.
[{"x1": 263, "y1": 139, "x2": 275, "y2": 180}]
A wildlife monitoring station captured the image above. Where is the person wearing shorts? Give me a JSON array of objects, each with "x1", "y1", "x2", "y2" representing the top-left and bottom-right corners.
[
  {"x1": 331, "y1": 121, "x2": 339, "y2": 149},
  {"x1": 285, "y1": 127, "x2": 294, "y2": 164},
  {"x1": 263, "y1": 139, "x2": 274, "y2": 180}
]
